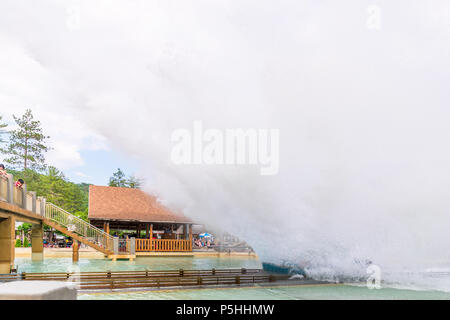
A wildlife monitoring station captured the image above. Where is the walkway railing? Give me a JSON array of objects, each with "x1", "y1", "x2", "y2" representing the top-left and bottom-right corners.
[
  {"x1": 1, "y1": 171, "x2": 140, "y2": 256},
  {"x1": 0, "y1": 174, "x2": 43, "y2": 213},
  {"x1": 45, "y1": 202, "x2": 115, "y2": 253},
  {"x1": 0, "y1": 176, "x2": 8, "y2": 202},
  {"x1": 136, "y1": 238, "x2": 192, "y2": 252}
]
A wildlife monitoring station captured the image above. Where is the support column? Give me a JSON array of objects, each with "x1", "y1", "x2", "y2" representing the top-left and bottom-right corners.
[
  {"x1": 149, "y1": 224, "x2": 153, "y2": 251},
  {"x1": 146, "y1": 223, "x2": 150, "y2": 239},
  {"x1": 6, "y1": 174, "x2": 14, "y2": 204},
  {"x1": 113, "y1": 237, "x2": 119, "y2": 255},
  {"x1": 189, "y1": 224, "x2": 193, "y2": 251},
  {"x1": 72, "y1": 240, "x2": 79, "y2": 262},
  {"x1": 130, "y1": 237, "x2": 135, "y2": 258},
  {"x1": 21, "y1": 184, "x2": 27, "y2": 209},
  {"x1": 29, "y1": 191, "x2": 37, "y2": 213},
  {"x1": 31, "y1": 223, "x2": 44, "y2": 261},
  {"x1": 0, "y1": 217, "x2": 15, "y2": 273}
]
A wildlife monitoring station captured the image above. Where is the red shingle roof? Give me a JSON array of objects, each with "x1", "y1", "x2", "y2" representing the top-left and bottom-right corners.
[{"x1": 88, "y1": 185, "x2": 191, "y2": 223}]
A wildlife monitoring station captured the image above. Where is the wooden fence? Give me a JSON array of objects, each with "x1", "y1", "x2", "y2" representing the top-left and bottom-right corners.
[
  {"x1": 0, "y1": 268, "x2": 285, "y2": 290},
  {"x1": 136, "y1": 239, "x2": 192, "y2": 252}
]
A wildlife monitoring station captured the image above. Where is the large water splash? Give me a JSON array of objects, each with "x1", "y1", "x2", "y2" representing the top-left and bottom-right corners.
[{"x1": 1, "y1": 0, "x2": 450, "y2": 289}]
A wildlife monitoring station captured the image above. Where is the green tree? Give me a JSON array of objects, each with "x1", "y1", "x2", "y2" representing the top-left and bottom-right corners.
[
  {"x1": 4, "y1": 109, "x2": 50, "y2": 173},
  {"x1": 0, "y1": 114, "x2": 8, "y2": 144},
  {"x1": 126, "y1": 175, "x2": 142, "y2": 189},
  {"x1": 17, "y1": 223, "x2": 32, "y2": 234},
  {"x1": 9, "y1": 166, "x2": 91, "y2": 221},
  {"x1": 109, "y1": 168, "x2": 142, "y2": 189},
  {"x1": 109, "y1": 168, "x2": 127, "y2": 187}
]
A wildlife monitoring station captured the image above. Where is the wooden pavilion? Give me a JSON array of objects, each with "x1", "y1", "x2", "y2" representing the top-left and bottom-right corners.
[{"x1": 88, "y1": 185, "x2": 193, "y2": 252}]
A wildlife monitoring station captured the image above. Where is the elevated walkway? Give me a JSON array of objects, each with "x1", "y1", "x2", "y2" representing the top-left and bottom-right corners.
[{"x1": 1, "y1": 173, "x2": 135, "y2": 272}]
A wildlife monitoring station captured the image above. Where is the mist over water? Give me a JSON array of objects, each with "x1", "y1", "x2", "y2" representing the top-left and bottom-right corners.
[{"x1": 1, "y1": 1, "x2": 450, "y2": 289}]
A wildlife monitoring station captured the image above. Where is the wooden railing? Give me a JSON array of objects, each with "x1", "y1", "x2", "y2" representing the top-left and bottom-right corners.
[
  {"x1": 45, "y1": 202, "x2": 115, "y2": 253},
  {"x1": 0, "y1": 268, "x2": 281, "y2": 290},
  {"x1": 136, "y1": 239, "x2": 192, "y2": 252}
]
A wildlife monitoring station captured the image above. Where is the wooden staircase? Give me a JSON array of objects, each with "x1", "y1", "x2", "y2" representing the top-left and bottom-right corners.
[
  {"x1": 43, "y1": 203, "x2": 114, "y2": 255},
  {"x1": 43, "y1": 219, "x2": 113, "y2": 255}
]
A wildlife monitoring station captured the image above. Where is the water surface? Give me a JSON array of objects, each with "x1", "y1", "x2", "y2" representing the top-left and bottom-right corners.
[{"x1": 14, "y1": 256, "x2": 261, "y2": 273}]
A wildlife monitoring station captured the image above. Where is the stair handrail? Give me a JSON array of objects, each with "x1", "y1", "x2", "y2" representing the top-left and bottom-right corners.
[{"x1": 45, "y1": 202, "x2": 113, "y2": 252}]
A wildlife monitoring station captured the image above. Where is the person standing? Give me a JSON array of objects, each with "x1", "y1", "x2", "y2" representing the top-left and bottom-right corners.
[
  {"x1": 0, "y1": 164, "x2": 7, "y2": 178},
  {"x1": 15, "y1": 178, "x2": 24, "y2": 189}
]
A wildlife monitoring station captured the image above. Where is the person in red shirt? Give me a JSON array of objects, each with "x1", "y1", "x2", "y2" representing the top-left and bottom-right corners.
[
  {"x1": 15, "y1": 179, "x2": 24, "y2": 189},
  {"x1": 0, "y1": 164, "x2": 7, "y2": 178}
]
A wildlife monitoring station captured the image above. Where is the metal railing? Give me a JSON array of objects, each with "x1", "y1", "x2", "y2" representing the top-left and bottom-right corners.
[
  {"x1": 45, "y1": 202, "x2": 114, "y2": 253},
  {"x1": 118, "y1": 239, "x2": 130, "y2": 253}
]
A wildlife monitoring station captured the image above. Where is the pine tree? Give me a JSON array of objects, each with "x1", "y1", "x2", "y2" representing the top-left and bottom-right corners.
[
  {"x1": 109, "y1": 168, "x2": 142, "y2": 188},
  {"x1": 127, "y1": 175, "x2": 142, "y2": 189},
  {"x1": 109, "y1": 168, "x2": 127, "y2": 187},
  {"x1": 4, "y1": 109, "x2": 49, "y2": 173},
  {"x1": 0, "y1": 115, "x2": 8, "y2": 150}
]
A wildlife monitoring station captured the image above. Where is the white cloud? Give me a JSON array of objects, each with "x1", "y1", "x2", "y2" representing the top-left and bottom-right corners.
[
  {"x1": 0, "y1": 30, "x2": 108, "y2": 171},
  {"x1": 74, "y1": 171, "x2": 92, "y2": 179}
]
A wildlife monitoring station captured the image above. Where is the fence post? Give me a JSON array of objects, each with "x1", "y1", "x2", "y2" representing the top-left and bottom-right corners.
[
  {"x1": 39, "y1": 197, "x2": 46, "y2": 217},
  {"x1": 130, "y1": 237, "x2": 136, "y2": 255},
  {"x1": 30, "y1": 192, "x2": 37, "y2": 213},
  {"x1": 6, "y1": 174, "x2": 14, "y2": 204},
  {"x1": 113, "y1": 237, "x2": 119, "y2": 255},
  {"x1": 21, "y1": 184, "x2": 27, "y2": 209}
]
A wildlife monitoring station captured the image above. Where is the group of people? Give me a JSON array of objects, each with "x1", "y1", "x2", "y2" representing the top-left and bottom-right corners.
[
  {"x1": 0, "y1": 164, "x2": 25, "y2": 189},
  {"x1": 194, "y1": 237, "x2": 214, "y2": 248}
]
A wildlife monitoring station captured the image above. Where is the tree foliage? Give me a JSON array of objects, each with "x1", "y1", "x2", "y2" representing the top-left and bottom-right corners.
[
  {"x1": 108, "y1": 168, "x2": 127, "y2": 187},
  {"x1": 0, "y1": 114, "x2": 7, "y2": 144},
  {"x1": 10, "y1": 166, "x2": 90, "y2": 219},
  {"x1": 3, "y1": 109, "x2": 50, "y2": 172},
  {"x1": 109, "y1": 168, "x2": 142, "y2": 189}
]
